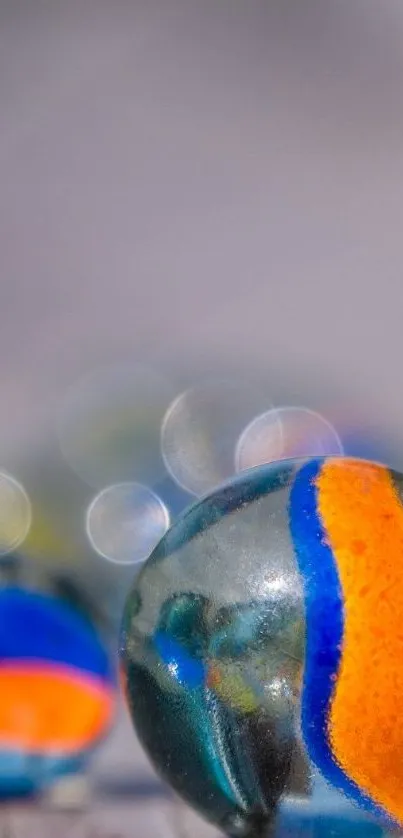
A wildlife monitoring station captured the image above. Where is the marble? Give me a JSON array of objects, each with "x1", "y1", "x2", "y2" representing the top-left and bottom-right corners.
[
  {"x1": 0, "y1": 587, "x2": 115, "y2": 796},
  {"x1": 121, "y1": 457, "x2": 403, "y2": 837}
]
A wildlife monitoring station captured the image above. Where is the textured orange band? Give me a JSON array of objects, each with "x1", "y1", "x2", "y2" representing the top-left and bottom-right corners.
[{"x1": 316, "y1": 459, "x2": 403, "y2": 823}]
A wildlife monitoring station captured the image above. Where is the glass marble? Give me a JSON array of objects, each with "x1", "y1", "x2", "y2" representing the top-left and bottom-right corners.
[
  {"x1": 0, "y1": 587, "x2": 115, "y2": 797},
  {"x1": 120, "y1": 457, "x2": 403, "y2": 837}
]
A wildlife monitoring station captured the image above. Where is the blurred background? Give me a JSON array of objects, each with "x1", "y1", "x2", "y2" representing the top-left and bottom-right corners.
[{"x1": 1, "y1": 0, "x2": 403, "y2": 835}]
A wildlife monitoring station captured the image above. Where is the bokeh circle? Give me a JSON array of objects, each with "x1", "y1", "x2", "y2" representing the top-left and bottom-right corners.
[{"x1": 86, "y1": 482, "x2": 170, "y2": 565}]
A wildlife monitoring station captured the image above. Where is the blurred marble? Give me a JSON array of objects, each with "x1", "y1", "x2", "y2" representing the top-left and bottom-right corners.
[{"x1": 0, "y1": 587, "x2": 115, "y2": 797}]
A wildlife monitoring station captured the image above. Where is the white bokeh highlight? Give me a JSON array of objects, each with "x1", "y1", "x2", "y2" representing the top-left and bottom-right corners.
[
  {"x1": 86, "y1": 482, "x2": 170, "y2": 566},
  {"x1": 235, "y1": 406, "x2": 343, "y2": 472},
  {"x1": 161, "y1": 379, "x2": 275, "y2": 496}
]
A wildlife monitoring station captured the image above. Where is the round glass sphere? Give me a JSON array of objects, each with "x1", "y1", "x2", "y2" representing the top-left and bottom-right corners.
[
  {"x1": 0, "y1": 587, "x2": 115, "y2": 797},
  {"x1": 120, "y1": 457, "x2": 403, "y2": 837}
]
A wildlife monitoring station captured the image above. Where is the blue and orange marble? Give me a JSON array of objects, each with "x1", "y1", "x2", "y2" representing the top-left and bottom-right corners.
[
  {"x1": 0, "y1": 587, "x2": 115, "y2": 795},
  {"x1": 121, "y1": 457, "x2": 403, "y2": 836}
]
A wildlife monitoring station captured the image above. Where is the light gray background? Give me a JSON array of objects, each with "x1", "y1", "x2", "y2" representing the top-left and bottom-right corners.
[{"x1": 1, "y1": 0, "x2": 403, "y2": 447}]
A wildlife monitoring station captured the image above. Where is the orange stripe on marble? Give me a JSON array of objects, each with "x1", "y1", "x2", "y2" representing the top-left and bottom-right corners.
[
  {"x1": 316, "y1": 458, "x2": 403, "y2": 824},
  {"x1": 0, "y1": 665, "x2": 113, "y2": 753}
]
